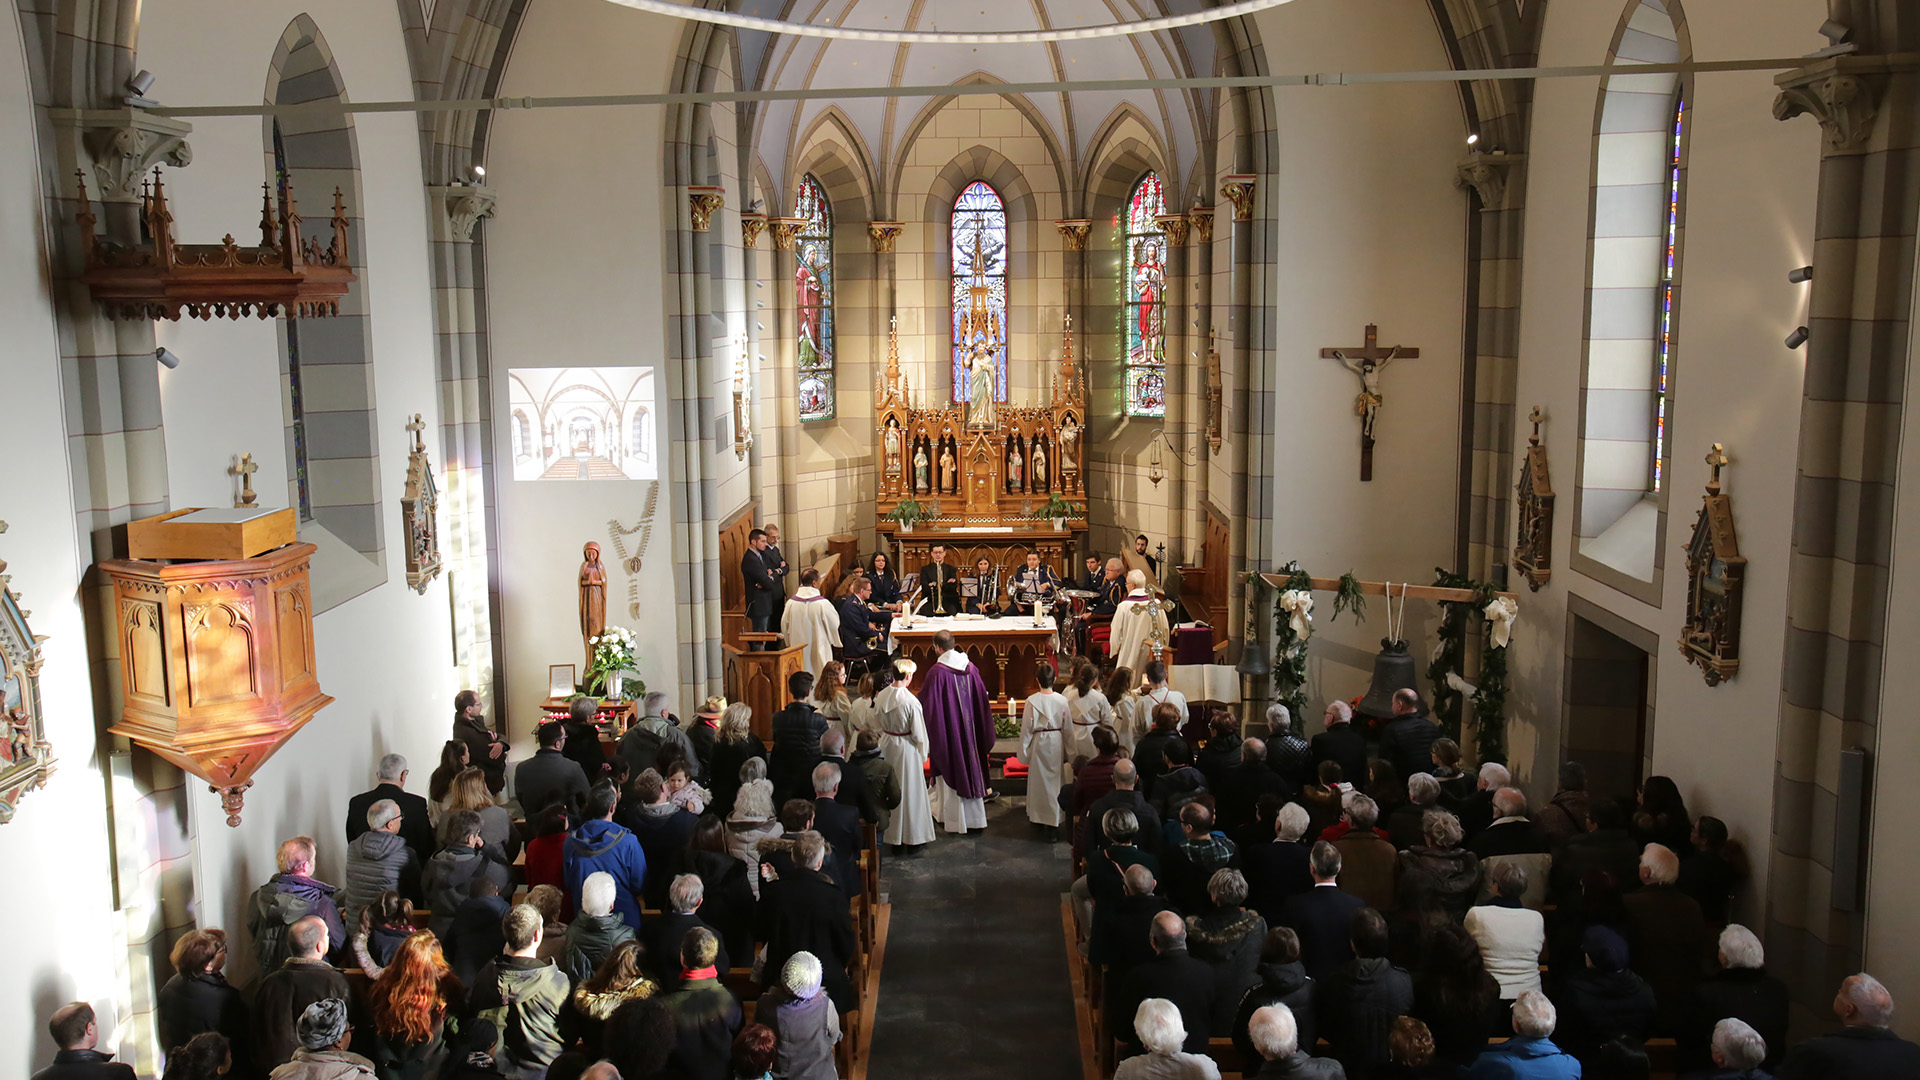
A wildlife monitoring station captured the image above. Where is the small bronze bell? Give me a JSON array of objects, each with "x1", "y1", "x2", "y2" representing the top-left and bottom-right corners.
[{"x1": 1357, "y1": 637, "x2": 1422, "y2": 720}]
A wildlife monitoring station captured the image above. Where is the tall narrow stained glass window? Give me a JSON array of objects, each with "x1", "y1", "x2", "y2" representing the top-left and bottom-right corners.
[
  {"x1": 794, "y1": 174, "x2": 835, "y2": 421},
  {"x1": 273, "y1": 120, "x2": 313, "y2": 520},
  {"x1": 951, "y1": 181, "x2": 1008, "y2": 404},
  {"x1": 1651, "y1": 96, "x2": 1683, "y2": 493},
  {"x1": 1124, "y1": 172, "x2": 1167, "y2": 416}
]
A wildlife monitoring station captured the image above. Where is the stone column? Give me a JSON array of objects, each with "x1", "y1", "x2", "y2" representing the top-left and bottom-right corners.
[
  {"x1": 769, "y1": 217, "x2": 807, "y2": 547},
  {"x1": 1188, "y1": 206, "x2": 1218, "y2": 518},
  {"x1": 1156, "y1": 212, "x2": 1193, "y2": 565}
]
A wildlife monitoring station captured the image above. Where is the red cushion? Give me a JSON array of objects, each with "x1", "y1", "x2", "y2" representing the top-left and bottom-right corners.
[{"x1": 1002, "y1": 755, "x2": 1030, "y2": 778}]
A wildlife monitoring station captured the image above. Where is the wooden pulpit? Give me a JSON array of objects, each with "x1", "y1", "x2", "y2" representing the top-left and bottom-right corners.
[{"x1": 722, "y1": 641, "x2": 807, "y2": 742}]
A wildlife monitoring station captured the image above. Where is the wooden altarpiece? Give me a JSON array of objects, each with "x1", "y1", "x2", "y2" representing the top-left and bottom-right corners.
[
  {"x1": 874, "y1": 316, "x2": 1088, "y2": 575},
  {"x1": 0, "y1": 521, "x2": 56, "y2": 824},
  {"x1": 1679, "y1": 444, "x2": 1745, "y2": 686},
  {"x1": 1513, "y1": 407, "x2": 1554, "y2": 591}
]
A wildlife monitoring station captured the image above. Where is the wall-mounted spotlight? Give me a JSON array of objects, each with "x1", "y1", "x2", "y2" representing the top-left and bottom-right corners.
[
  {"x1": 1819, "y1": 19, "x2": 1851, "y2": 45},
  {"x1": 472, "y1": 165, "x2": 486, "y2": 179},
  {"x1": 1785, "y1": 326, "x2": 1809, "y2": 350},
  {"x1": 125, "y1": 69, "x2": 159, "y2": 107},
  {"x1": 1788, "y1": 265, "x2": 1813, "y2": 284},
  {"x1": 1466, "y1": 133, "x2": 1479, "y2": 147},
  {"x1": 155, "y1": 347, "x2": 182, "y2": 369}
]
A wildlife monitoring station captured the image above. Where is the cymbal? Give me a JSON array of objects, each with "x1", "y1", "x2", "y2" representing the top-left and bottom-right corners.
[{"x1": 1057, "y1": 588, "x2": 1099, "y2": 599}]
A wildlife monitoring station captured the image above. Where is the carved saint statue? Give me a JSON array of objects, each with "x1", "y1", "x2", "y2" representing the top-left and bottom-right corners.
[
  {"x1": 965, "y1": 341, "x2": 998, "y2": 430},
  {"x1": 884, "y1": 418, "x2": 902, "y2": 475},
  {"x1": 914, "y1": 443, "x2": 929, "y2": 492},
  {"x1": 580, "y1": 541, "x2": 607, "y2": 669},
  {"x1": 1032, "y1": 442, "x2": 1047, "y2": 490},
  {"x1": 1059, "y1": 419, "x2": 1079, "y2": 471},
  {"x1": 1009, "y1": 444, "x2": 1024, "y2": 492},
  {"x1": 940, "y1": 444, "x2": 957, "y2": 493}
]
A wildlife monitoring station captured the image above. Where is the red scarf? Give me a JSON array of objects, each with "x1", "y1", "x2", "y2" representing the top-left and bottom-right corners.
[{"x1": 682, "y1": 965, "x2": 718, "y2": 980}]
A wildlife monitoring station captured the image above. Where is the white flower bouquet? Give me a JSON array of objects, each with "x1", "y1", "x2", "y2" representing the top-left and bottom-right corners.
[{"x1": 586, "y1": 625, "x2": 643, "y2": 699}]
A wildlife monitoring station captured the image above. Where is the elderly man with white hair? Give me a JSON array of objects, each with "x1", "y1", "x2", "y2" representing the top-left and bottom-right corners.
[
  {"x1": 1465, "y1": 989, "x2": 1579, "y2": 1078},
  {"x1": 345, "y1": 752, "x2": 434, "y2": 858},
  {"x1": 1309, "y1": 700, "x2": 1368, "y2": 796},
  {"x1": 1680, "y1": 924, "x2": 1789, "y2": 1072},
  {"x1": 1110, "y1": 569, "x2": 1172, "y2": 677},
  {"x1": 1470, "y1": 787, "x2": 1552, "y2": 909},
  {"x1": 1246, "y1": 1002, "x2": 1343, "y2": 1079},
  {"x1": 756, "y1": 951, "x2": 842, "y2": 1080},
  {"x1": 1688, "y1": 1018, "x2": 1770, "y2": 1080},
  {"x1": 1622, "y1": 842, "x2": 1710, "y2": 1032},
  {"x1": 1776, "y1": 972, "x2": 1920, "y2": 1079},
  {"x1": 1264, "y1": 703, "x2": 1312, "y2": 787},
  {"x1": 340, "y1": 798, "x2": 417, "y2": 927},
  {"x1": 1115, "y1": 998, "x2": 1222, "y2": 1080},
  {"x1": 644, "y1": 873, "x2": 729, "y2": 982},
  {"x1": 1243, "y1": 803, "x2": 1315, "y2": 925},
  {"x1": 248, "y1": 836, "x2": 349, "y2": 970},
  {"x1": 1386, "y1": 771, "x2": 1443, "y2": 851},
  {"x1": 562, "y1": 870, "x2": 637, "y2": 982},
  {"x1": 1453, "y1": 759, "x2": 1512, "y2": 839}
]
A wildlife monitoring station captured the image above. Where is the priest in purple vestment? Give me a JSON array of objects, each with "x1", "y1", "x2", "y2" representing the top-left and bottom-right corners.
[{"x1": 919, "y1": 629, "x2": 995, "y2": 834}]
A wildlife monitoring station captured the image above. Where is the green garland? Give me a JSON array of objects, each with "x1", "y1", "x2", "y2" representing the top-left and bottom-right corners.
[
  {"x1": 1473, "y1": 626, "x2": 1510, "y2": 764},
  {"x1": 1270, "y1": 561, "x2": 1314, "y2": 723},
  {"x1": 1425, "y1": 568, "x2": 1476, "y2": 742},
  {"x1": 1332, "y1": 571, "x2": 1367, "y2": 624},
  {"x1": 1421, "y1": 567, "x2": 1511, "y2": 762}
]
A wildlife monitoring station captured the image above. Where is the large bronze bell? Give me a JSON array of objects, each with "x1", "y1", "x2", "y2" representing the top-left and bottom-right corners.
[{"x1": 1357, "y1": 637, "x2": 1423, "y2": 720}]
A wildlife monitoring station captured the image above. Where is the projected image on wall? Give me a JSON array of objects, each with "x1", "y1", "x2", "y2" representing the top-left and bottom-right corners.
[{"x1": 507, "y1": 367, "x2": 657, "y2": 482}]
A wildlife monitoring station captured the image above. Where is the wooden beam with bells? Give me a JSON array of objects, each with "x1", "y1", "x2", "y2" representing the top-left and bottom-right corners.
[{"x1": 1259, "y1": 574, "x2": 1518, "y2": 605}]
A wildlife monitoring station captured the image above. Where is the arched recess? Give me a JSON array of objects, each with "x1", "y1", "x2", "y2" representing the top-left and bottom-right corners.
[
  {"x1": 1568, "y1": 0, "x2": 1691, "y2": 603},
  {"x1": 788, "y1": 107, "x2": 877, "y2": 222},
  {"x1": 264, "y1": 14, "x2": 386, "y2": 611}
]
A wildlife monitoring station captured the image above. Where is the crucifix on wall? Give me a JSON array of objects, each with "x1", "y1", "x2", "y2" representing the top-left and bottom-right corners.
[{"x1": 1321, "y1": 323, "x2": 1420, "y2": 481}]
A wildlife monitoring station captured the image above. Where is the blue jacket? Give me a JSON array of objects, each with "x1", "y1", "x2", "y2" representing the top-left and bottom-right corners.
[
  {"x1": 563, "y1": 818, "x2": 648, "y2": 930},
  {"x1": 1467, "y1": 1036, "x2": 1582, "y2": 1080}
]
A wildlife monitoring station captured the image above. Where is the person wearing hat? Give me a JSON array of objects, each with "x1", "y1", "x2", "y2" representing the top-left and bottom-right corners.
[
  {"x1": 266, "y1": 999, "x2": 373, "y2": 1080},
  {"x1": 1549, "y1": 924, "x2": 1657, "y2": 1067},
  {"x1": 617, "y1": 692, "x2": 698, "y2": 783},
  {"x1": 687, "y1": 696, "x2": 726, "y2": 782}
]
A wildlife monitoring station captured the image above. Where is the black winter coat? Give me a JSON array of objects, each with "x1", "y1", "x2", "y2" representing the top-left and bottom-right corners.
[
  {"x1": 1680, "y1": 967, "x2": 1790, "y2": 1071},
  {"x1": 1232, "y1": 961, "x2": 1317, "y2": 1071},
  {"x1": 1776, "y1": 1026, "x2": 1920, "y2": 1080},
  {"x1": 1115, "y1": 948, "x2": 1217, "y2": 1056},
  {"x1": 1551, "y1": 967, "x2": 1657, "y2": 1063},
  {"x1": 157, "y1": 970, "x2": 249, "y2": 1063},
  {"x1": 1319, "y1": 956, "x2": 1414, "y2": 1075},
  {"x1": 1378, "y1": 714, "x2": 1441, "y2": 782},
  {"x1": 756, "y1": 867, "x2": 858, "y2": 1012},
  {"x1": 1186, "y1": 906, "x2": 1267, "y2": 1031},
  {"x1": 769, "y1": 702, "x2": 829, "y2": 803}
]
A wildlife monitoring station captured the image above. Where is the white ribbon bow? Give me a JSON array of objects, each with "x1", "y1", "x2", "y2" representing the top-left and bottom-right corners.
[
  {"x1": 1279, "y1": 589, "x2": 1315, "y2": 639},
  {"x1": 1483, "y1": 596, "x2": 1519, "y2": 649}
]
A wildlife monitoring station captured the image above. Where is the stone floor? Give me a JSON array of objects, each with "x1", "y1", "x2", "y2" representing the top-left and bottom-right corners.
[{"x1": 866, "y1": 783, "x2": 1083, "y2": 1080}]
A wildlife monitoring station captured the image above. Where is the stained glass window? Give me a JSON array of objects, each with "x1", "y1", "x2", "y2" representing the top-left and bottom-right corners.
[
  {"x1": 274, "y1": 120, "x2": 313, "y2": 520},
  {"x1": 1124, "y1": 172, "x2": 1167, "y2": 416},
  {"x1": 1651, "y1": 97, "x2": 1683, "y2": 493},
  {"x1": 794, "y1": 174, "x2": 835, "y2": 421},
  {"x1": 951, "y1": 181, "x2": 1008, "y2": 403}
]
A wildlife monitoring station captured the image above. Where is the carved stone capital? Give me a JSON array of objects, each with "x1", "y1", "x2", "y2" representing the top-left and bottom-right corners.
[
  {"x1": 1056, "y1": 219, "x2": 1091, "y2": 252},
  {"x1": 740, "y1": 211, "x2": 767, "y2": 248},
  {"x1": 1455, "y1": 151, "x2": 1525, "y2": 211},
  {"x1": 53, "y1": 109, "x2": 194, "y2": 203},
  {"x1": 428, "y1": 183, "x2": 496, "y2": 241},
  {"x1": 688, "y1": 185, "x2": 726, "y2": 232},
  {"x1": 1772, "y1": 56, "x2": 1907, "y2": 152},
  {"x1": 1155, "y1": 212, "x2": 1191, "y2": 246},
  {"x1": 1219, "y1": 175, "x2": 1257, "y2": 221},
  {"x1": 769, "y1": 216, "x2": 808, "y2": 252},
  {"x1": 868, "y1": 221, "x2": 904, "y2": 254},
  {"x1": 1187, "y1": 206, "x2": 1215, "y2": 245}
]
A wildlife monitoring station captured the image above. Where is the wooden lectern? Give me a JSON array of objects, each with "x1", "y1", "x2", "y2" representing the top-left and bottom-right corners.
[{"x1": 723, "y1": 641, "x2": 807, "y2": 742}]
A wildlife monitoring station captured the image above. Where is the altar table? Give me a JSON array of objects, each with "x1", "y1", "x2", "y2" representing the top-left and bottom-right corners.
[{"x1": 889, "y1": 614, "x2": 1058, "y2": 707}]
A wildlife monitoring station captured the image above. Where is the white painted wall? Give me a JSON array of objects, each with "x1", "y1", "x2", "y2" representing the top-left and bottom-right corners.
[
  {"x1": 1249, "y1": 0, "x2": 1469, "y2": 718},
  {"x1": 1505, "y1": 0, "x2": 1821, "y2": 926},
  {"x1": 486, "y1": 0, "x2": 687, "y2": 737}
]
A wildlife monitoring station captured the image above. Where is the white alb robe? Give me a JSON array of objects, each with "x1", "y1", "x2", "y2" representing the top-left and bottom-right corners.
[
  {"x1": 1111, "y1": 690, "x2": 1147, "y2": 751},
  {"x1": 844, "y1": 695, "x2": 879, "y2": 743},
  {"x1": 1065, "y1": 686, "x2": 1116, "y2": 762},
  {"x1": 875, "y1": 685, "x2": 935, "y2": 846},
  {"x1": 1019, "y1": 690, "x2": 1069, "y2": 826},
  {"x1": 929, "y1": 650, "x2": 988, "y2": 834},
  {"x1": 1109, "y1": 591, "x2": 1170, "y2": 678},
  {"x1": 780, "y1": 587, "x2": 841, "y2": 675},
  {"x1": 1140, "y1": 684, "x2": 1190, "y2": 732}
]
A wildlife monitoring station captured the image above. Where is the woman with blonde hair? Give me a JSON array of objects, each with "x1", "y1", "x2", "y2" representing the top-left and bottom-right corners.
[
  {"x1": 364, "y1": 930, "x2": 465, "y2": 1079},
  {"x1": 1066, "y1": 656, "x2": 1116, "y2": 762},
  {"x1": 725, "y1": 774, "x2": 784, "y2": 897},
  {"x1": 442, "y1": 767, "x2": 517, "y2": 863},
  {"x1": 1105, "y1": 665, "x2": 1143, "y2": 751},
  {"x1": 708, "y1": 701, "x2": 767, "y2": 819}
]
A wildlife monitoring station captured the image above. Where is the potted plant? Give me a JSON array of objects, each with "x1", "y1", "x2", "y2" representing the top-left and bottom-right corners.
[
  {"x1": 1030, "y1": 493, "x2": 1079, "y2": 531},
  {"x1": 584, "y1": 625, "x2": 643, "y2": 700},
  {"x1": 887, "y1": 498, "x2": 930, "y2": 533}
]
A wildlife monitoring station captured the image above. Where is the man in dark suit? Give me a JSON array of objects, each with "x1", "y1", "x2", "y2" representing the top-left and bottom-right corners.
[
  {"x1": 762, "y1": 524, "x2": 791, "y2": 636},
  {"x1": 1081, "y1": 555, "x2": 1104, "y2": 593},
  {"x1": 346, "y1": 753, "x2": 434, "y2": 860},
  {"x1": 916, "y1": 543, "x2": 962, "y2": 615},
  {"x1": 1309, "y1": 701, "x2": 1369, "y2": 795},
  {"x1": 514, "y1": 721, "x2": 591, "y2": 820},
  {"x1": 644, "y1": 873, "x2": 731, "y2": 983},
  {"x1": 809, "y1": 762, "x2": 866, "y2": 899},
  {"x1": 1278, "y1": 841, "x2": 1368, "y2": 983},
  {"x1": 837, "y1": 577, "x2": 887, "y2": 660},
  {"x1": 1083, "y1": 759, "x2": 1162, "y2": 858},
  {"x1": 756, "y1": 831, "x2": 859, "y2": 1012},
  {"x1": 1377, "y1": 688, "x2": 1439, "y2": 782},
  {"x1": 1114, "y1": 911, "x2": 1217, "y2": 1057},
  {"x1": 817, "y1": 729, "x2": 878, "y2": 824},
  {"x1": 1777, "y1": 973, "x2": 1920, "y2": 1080},
  {"x1": 1219, "y1": 738, "x2": 1292, "y2": 835},
  {"x1": 1093, "y1": 863, "x2": 1176, "y2": 1003},
  {"x1": 743, "y1": 529, "x2": 776, "y2": 639}
]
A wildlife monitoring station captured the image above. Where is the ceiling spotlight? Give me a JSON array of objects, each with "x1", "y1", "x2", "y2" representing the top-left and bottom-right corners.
[
  {"x1": 1785, "y1": 326, "x2": 1809, "y2": 350},
  {"x1": 154, "y1": 346, "x2": 182, "y2": 369},
  {"x1": 1788, "y1": 265, "x2": 1813, "y2": 284},
  {"x1": 1466, "y1": 133, "x2": 1479, "y2": 146},
  {"x1": 127, "y1": 70, "x2": 156, "y2": 96}
]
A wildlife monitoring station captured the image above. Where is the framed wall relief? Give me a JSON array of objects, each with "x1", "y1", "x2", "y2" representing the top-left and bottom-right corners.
[
  {"x1": 1679, "y1": 444, "x2": 1744, "y2": 685},
  {"x1": 1513, "y1": 407, "x2": 1555, "y2": 591},
  {"x1": 0, "y1": 522, "x2": 57, "y2": 824},
  {"x1": 402, "y1": 414, "x2": 443, "y2": 595}
]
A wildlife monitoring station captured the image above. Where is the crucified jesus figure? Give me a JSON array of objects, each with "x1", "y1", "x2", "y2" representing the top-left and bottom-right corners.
[{"x1": 1331, "y1": 348, "x2": 1402, "y2": 441}]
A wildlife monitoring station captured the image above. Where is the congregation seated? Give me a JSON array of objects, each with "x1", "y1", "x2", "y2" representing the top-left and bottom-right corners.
[
  {"x1": 1679, "y1": 924, "x2": 1788, "y2": 1073},
  {"x1": 659, "y1": 927, "x2": 744, "y2": 1080},
  {"x1": 1231, "y1": 928, "x2": 1318, "y2": 1072},
  {"x1": 756, "y1": 831, "x2": 858, "y2": 1012},
  {"x1": 1184, "y1": 868, "x2": 1266, "y2": 1032},
  {"x1": 253, "y1": 916, "x2": 350, "y2": 1072},
  {"x1": 517, "y1": 720, "x2": 592, "y2": 821},
  {"x1": 1245, "y1": 803, "x2": 1315, "y2": 924},
  {"x1": 646, "y1": 874, "x2": 732, "y2": 983},
  {"x1": 1328, "y1": 795, "x2": 1396, "y2": 912},
  {"x1": 249, "y1": 836, "x2": 350, "y2": 970},
  {"x1": 1397, "y1": 809, "x2": 1482, "y2": 922},
  {"x1": 1115, "y1": 998, "x2": 1221, "y2": 1080},
  {"x1": 32, "y1": 1001, "x2": 137, "y2": 1080},
  {"x1": 1623, "y1": 842, "x2": 1711, "y2": 1033},
  {"x1": 1319, "y1": 907, "x2": 1413, "y2": 1076},
  {"x1": 422, "y1": 810, "x2": 512, "y2": 940},
  {"x1": 1776, "y1": 972, "x2": 1920, "y2": 1079},
  {"x1": 470, "y1": 903, "x2": 570, "y2": 1078},
  {"x1": 1279, "y1": 841, "x2": 1366, "y2": 983},
  {"x1": 1248, "y1": 1002, "x2": 1343, "y2": 1080},
  {"x1": 1164, "y1": 801, "x2": 1238, "y2": 914},
  {"x1": 565, "y1": 783, "x2": 648, "y2": 930},
  {"x1": 345, "y1": 752, "x2": 436, "y2": 864},
  {"x1": 1465, "y1": 989, "x2": 1580, "y2": 1079},
  {"x1": 1549, "y1": 925, "x2": 1655, "y2": 1066},
  {"x1": 756, "y1": 951, "x2": 843, "y2": 1080},
  {"x1": 156, "y1": 929, "x2": 249, "y2": 1069},
  {"x1": 1115, "y1": 912, "x2": 1217, "y2": 1057}
]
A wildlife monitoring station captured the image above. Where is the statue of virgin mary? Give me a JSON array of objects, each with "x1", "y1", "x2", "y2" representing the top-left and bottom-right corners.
[{"x1": 966, "y1": 341, "x2": 998, "y2": 430}]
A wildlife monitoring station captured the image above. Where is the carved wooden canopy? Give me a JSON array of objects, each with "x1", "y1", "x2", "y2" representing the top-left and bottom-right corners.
[
  {"x1": 1512, "y1": 407, "x2": 1554, "y2": 591},
  {"x1": 1679, "y1": 445, "x2": 1745, "y2": 685}
]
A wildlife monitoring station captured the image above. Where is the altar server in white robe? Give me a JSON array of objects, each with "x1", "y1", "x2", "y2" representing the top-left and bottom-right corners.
[
  {"x1": 874, "y1": 660, "x2": 935, "y2": 850},
  {"x1": 1019, "y1": 662, "x2": 1069, "y2": 838},
  {"x1": 1138, "y1": 659, "x2": 1188, "y2": 736},
  {"x1": 1108, "y1": 569, "x2": 1170, "y2": 678},
  {"x1": 1064, "y1": 657, "x2": 1116, "y2": 763},
  {"x1": 780, "y1": 568, "x2": 841, "y2": 673},
  {"x1": 1106, "y1": 666, "x2": 1147, "y2": 752}
]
